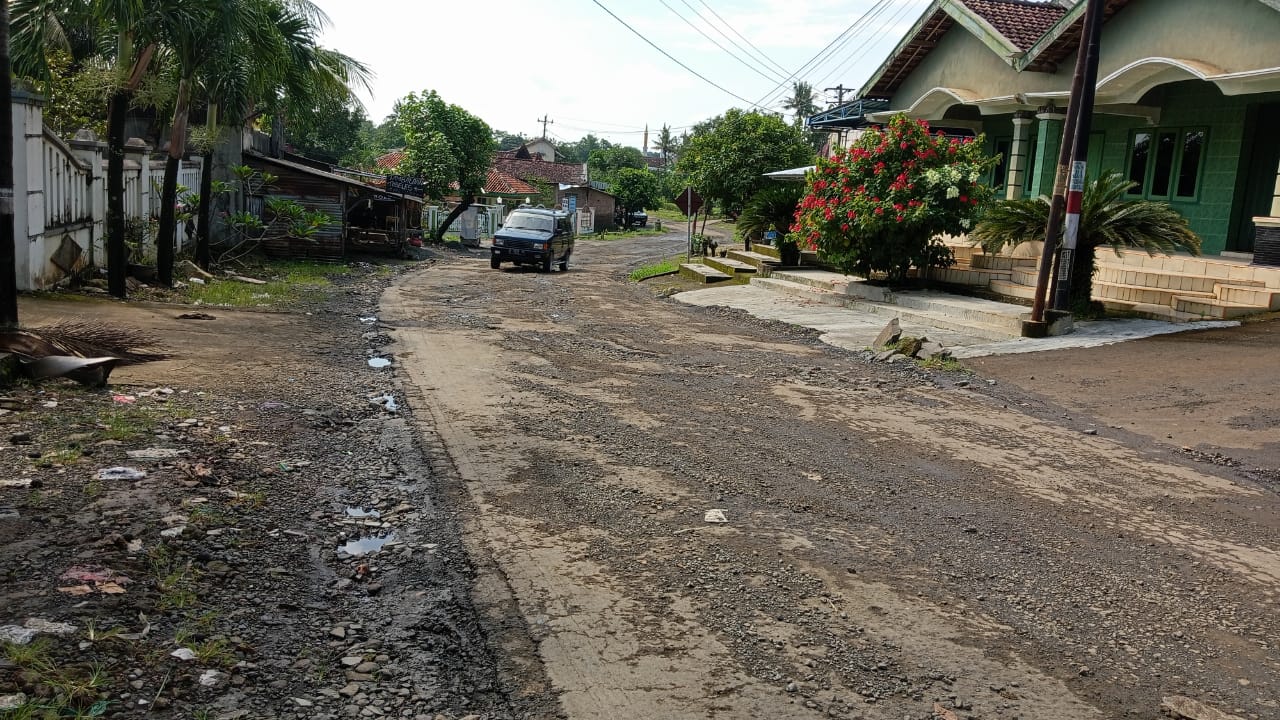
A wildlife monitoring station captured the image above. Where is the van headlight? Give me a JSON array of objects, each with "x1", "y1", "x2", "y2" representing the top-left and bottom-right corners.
[{"x1": 493, "y1": 238, "x2": 505, "y2": 246}]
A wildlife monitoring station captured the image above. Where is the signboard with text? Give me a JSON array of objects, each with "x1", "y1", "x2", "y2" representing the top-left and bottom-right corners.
[{"x1": 386, "y1": 175, "x2": 425, "y2": 197}]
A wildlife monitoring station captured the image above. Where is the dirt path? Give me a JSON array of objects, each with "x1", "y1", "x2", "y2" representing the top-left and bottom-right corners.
[{"x1": 384, "y1": 234, "x2": 1279, "y2": 720}]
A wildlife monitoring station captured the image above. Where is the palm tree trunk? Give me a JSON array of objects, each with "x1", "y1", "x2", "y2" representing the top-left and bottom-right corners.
[
  {"x1": 105, "y1": 90, "x2": 129, "y2": 298},
  {"x1": 195, "y1": 146, "x2": 213, "y2": 269},
  {"x1": 434, "y1": 193, "x2": 474, "y2": 243},
  {"x1": 156, "y1": 77, "x2": 192, "y2": 287}
]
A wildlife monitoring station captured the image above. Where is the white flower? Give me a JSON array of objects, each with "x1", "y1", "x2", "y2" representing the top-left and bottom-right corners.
[{"x1": 946, "y1": 186, "x2": 960, "y2": 199}]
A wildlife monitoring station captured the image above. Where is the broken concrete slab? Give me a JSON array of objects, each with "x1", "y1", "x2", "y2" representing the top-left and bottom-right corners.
[
  {"x1": 872, "y1": 317, "x2": 902, "y2": 348},
  {"x1": 1160, "y1": 696, "x2": 1245, "y2": 720}
]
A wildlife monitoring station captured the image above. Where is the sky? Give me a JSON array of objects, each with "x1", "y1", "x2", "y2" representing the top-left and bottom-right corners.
[{"x1": 309, "y1": 0, "x2": 930, "y2": 150}]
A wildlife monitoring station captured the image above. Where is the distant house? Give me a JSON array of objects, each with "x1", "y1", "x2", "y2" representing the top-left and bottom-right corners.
[
  {"x1": 493, "y1": 155, "x2": 588, "y2": 207},
  {"x1": 556, "y1": 183, "x2": 618, "y2": 233},
  {"x1": 374, "y1": 149, "x2": 405, "y2": 171},
  {"x1": 838, "y1": 0, "x2": 1280, "y2": 259}
]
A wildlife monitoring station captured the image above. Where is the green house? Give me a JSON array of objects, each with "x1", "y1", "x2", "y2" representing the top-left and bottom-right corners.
[{"x1": 853, "y1": 0, "x2": 1280, "y2": 261}]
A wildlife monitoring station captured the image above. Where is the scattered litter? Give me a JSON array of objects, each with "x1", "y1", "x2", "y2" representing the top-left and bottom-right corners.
[
  {"x1": 126, "y1": 447, "x2": 188, "y2": 460},
  {"x1": 345, "y1": 508, "x2": 380, "y2": 519},
  {"x1": 96, "y1": 466, "x2": 147, "y2": 481},
  {"x1": 112, "y1": 394, "x2": 136, "y2": 404},
  {"x1": 367, "y1": 357, "x2": 392, "y2": 369},
  {"x1": 230, "y1": 274, "x2": 267, "y2": 285},
  {"x1": 358, "y1": 316, "x2": 378, "y2": 324},
  {"x1": 23, "y1": 618, "x2": 77, "y2": 635},
  {"x1": 0, "y1": 479, "x2": 33, "y2": 488},
  {"x1": 259, "y1": 401, "x2": 287, "y2": 410},
  {"x1": 59, "y1": 567, "x2": 129, "y2": 594},
  {"x1": 0, "y1": 693, "x2": 28, "y2": 711},
  {"x1": 177, "y1": 312, "x2": 216, "y2": 320},
  {"x1": 370, "y1": 394, "x2": 399, "y2": 412},
  {"x1": 170, "y1": 648, "x2": 197, "y2": 661},
  {"x1": 338, "y1": 533, "x2": 396, "y2": 557},
  {"x1": 0, "y1": 507, "x2": 18, "y2": 520},
  {"x1": 188, "y1": 277, "x2": 206, "y2": 285},
  {"x1": 199, "y1": 669, "x2": 229, "y2": 687},
  {"x1": 704, "y1": 509, "x2": 728, "y2": 523},
  {"x1": 160, "y1": 526, "x2": 186, "y2": 538},
  {"x1": 126, "y1": 539, "x2": 144, "y2": 553},
  {"x1": 0, "y1": 626, "x2": 37, "y2": 645},
  {"x1": 137, "y1": 387, "x2": 174, "y2": 398},
  {"x1": 42, "y1": 400, "x2": 58, "y2": 409}
]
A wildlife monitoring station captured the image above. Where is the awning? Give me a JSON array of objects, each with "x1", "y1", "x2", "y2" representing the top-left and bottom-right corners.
[{"x1": 763, "y1": 166, "x2": 815, "y2": 182}]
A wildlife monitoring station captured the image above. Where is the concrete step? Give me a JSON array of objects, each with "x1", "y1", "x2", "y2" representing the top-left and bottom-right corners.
[
  {"x1": 925, "y1": 266, "x2": 1012, "y2": 287},
  {"x1": 1102, "y1": 253, "x2": 1280, "y2": 288},
  {"x1": 770, "y1": 270, "x2": 893, "y2": 302},
  {"x1": 1215, "y1": 283, "x2": 1280, "y2": 310},
  {"x1": 1099, "y1": 299, "x2": 1215, "y2": 322},
  {"x1": 971, "y1": 254, "x2": 1037, "y2": 271},
  {"x1": 704, "y1": 256, "x2": 757, "y2": 277},
  {"x1": 752, "y1": 244, "x2": 782, "y2": 260},
  {"x1": 1094, "y1": 265, "x2": 1262, "y2": 295},
  {"x1": 1011, "y1": 268, "x2": 1039, "y2": 286},
  {"x1": 752, "y1": 277, "x2": 1020, "y2": 341},
  {"x1": 679, "y1": 262, "x2": 732, "y2": 284},
  {"x1": 1173, "y1": 295, "x2": 1265, "y2": 320},
  {"x1": 989, "y1": 279, "x2": 1038, "y2": 300},
  {"x1": 725, "y1": 250, "x2": 780, "y2": 271},
  {"x1": 1093, "y1": 280, "x2": 1214, "y2": 307}
]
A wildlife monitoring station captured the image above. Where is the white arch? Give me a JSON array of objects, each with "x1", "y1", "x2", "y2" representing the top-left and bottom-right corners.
[
  {"x1": 896, "y1": 87, "x2": 982, "y2": 120},
  {"x1": 1095, "y1": 57, "x2": 1225, "y2": 104}
]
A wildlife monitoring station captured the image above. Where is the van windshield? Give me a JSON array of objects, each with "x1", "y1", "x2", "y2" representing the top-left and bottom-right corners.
[{"x1": 503, "y1": 212, "x2": 554, "y2": 232}]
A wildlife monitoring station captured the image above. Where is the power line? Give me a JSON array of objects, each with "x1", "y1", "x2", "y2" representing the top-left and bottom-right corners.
[
  {"x1": 814, "y1": 0, "x2": 924, "y2": 90},
  {"x1": 658, "y1": 0, "x2": 786, "y2": 84},
  {"x1": 588, "y1": 0, "x2": 766, "y2": 110},
  {"x1": 684, "y1": 0, "x2": 790, "y2": 78},
  {"x1": 752, "y1": 0, "x2": 895, "y2": 110}
]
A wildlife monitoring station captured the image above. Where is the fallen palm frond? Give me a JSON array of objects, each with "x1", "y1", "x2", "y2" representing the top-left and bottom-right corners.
[{"x1": 0, "y1": 321, "x2": 170, "y2": 365}]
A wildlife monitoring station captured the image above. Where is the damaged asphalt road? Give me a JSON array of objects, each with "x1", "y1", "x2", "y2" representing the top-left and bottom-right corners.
[{"x1": 383, "y1": 234, "x2": 1279, "y2": 720}]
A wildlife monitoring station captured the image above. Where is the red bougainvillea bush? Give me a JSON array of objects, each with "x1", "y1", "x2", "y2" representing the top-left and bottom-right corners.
[{"x1": 791, "y1": 113, "x2": 996, "y2": 282}]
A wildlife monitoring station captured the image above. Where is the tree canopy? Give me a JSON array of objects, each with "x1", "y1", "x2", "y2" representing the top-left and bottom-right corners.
[
  {"x1": 395, "y1": 90, "x2": 494, "y2": 201},
  {"x1": 587, "y1": 145, "x2": 645, "y2": 183},
  {"x1": 676, "y1": 108, "x2": 814, "y2": 216},
  {"x1": 612, "y1": 168, "x2": 662, "y2": 222}
]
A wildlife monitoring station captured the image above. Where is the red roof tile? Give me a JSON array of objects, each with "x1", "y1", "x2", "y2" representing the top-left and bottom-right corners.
[
  {"x1": 493, "y1": 156, "x2": 586, "y2": 186},
  {"x1": 959, "y1": 0, "x2": 1067, "y2": 51},
  {"x1": 484, "y1": 168, "x2": 540, "y2": 196},
  {"x1": 375, "y1": 149, "x2": 404, "y2": 170}
]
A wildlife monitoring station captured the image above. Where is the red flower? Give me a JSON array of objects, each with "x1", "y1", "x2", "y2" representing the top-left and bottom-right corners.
[
  {"x1": 896, "y1": 214, "x2": 904, "y2": 222},
  {"x1": 840, "y1": 223, "x2": 849, "y2": 231},
  {"x1": 959, "y1": 195, "x2": 968, "y2": 203}
]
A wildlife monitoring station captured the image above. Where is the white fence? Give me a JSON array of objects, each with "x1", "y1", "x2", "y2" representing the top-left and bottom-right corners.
[{"x1": 10, "y1": 91, "x2": 202, "y2": 290}]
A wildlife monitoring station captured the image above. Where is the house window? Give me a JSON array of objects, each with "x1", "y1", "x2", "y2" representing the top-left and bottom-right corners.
[
  {"x1": 990, "y1": 138, "x2": 1011, "y2": 191},
  {"x1": 1125, "y1": 127, "x2": 1207, "y2": 200}
]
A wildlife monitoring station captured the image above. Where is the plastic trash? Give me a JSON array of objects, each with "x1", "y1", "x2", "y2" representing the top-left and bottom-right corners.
[
  {"x1": 370, "y1": 394, "x2": 399, "y2": 412},
  {"x1": 704, "y1": 509, "x2": 728, "y2": 523},
  {"x1": 96, "y1": 467, "x2": 147, "y2": 481}
]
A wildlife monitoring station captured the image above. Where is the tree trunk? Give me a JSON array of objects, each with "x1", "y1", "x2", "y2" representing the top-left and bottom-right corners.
[
  {"x1": 105, "y1": 90, "x2": 129, "y2": 298},
  {"x1": 434, "y1": 193, "x2": 474, "y2": 243},
  {"x1": 0, "y1": 3, "x2": 16, "y2": 326},
  {"x1": 195, "y1": 147, "x2": 213, "y2": 269},
  {"x1": 156, "y1": 78, "x2": 191, "y2": 287}
]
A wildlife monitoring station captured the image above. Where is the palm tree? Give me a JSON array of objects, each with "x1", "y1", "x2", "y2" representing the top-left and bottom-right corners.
[
  {"x1": 11, "y1": 0, "x2": 170, "y2": 298},
  {"x1": 736, "y1": 184, "x2": 802, "y2": 253},
  {"x1": 971, "y1": 171, "x2": 1201, "y2": 316},
  {"x1": 782, "y1": 81, "x2": 818, "y2": 127},
  {"x1": 654, "y1": 123, "x2": 675, "y2": 168},
  {"x1": 156, "y1": 0, "x2": 371, "y2": 281}
]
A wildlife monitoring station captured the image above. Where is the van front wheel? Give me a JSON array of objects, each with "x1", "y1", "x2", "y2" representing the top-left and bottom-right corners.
[
  {"x1": 541, "y1": 253, "x2": 553, "y2": 273},
  {"x1": 490, "y1": 255, "x2": 501, "y2": 269}
]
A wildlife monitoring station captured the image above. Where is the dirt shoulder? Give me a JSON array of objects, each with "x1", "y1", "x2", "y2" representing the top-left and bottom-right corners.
[
  {"x1": 1, "y1": 256, "x2": 555, "y2": 719},
  {"x1": 968, "y1": 317, "x2": 1280, "y2": 482}
]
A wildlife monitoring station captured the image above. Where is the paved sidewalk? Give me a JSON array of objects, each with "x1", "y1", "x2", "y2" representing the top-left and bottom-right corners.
[{"x1": 676, "y1": 283, "x2": 1238, "y2": 357}]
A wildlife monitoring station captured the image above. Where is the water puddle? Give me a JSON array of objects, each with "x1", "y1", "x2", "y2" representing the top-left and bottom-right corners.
[
  {"x1": 344, "y1": 507, "x2": 381, "y2": 519},
  {"x1": 368, "y1": 357, "x2": 392, "y2": 369},
  {"x1": 338, "y1": 533, "x2": 395, "y2": 557}
]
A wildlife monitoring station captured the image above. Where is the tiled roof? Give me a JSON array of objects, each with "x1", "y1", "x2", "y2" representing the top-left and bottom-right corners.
[
  {"x1": 959, "y1": 0, "x2": 1067, "y2": 51},
  {"x1": 375, "y1": 150, "x2": 405, "y2": 170},
  {"x1": 494, "y1": 156, "x2": 586, "y2": 185},
  {"x1": 483, "y1": 168, "x2": 540, "y2": 196}
]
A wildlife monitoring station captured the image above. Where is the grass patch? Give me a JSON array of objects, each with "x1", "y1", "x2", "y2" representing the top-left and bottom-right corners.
[
  {"x1": 918, "y1": 355, "x2": 966, "y2": 372},
  {"x1": 3, "y1": 639, "x2": 111, "y2": 718},
  {"x1": 629, "y1": 257, "x2": 683, "y2": 282},
  {"x1": 187, "y1": 260, "x2": 347, "y2": 307},
  {"x1": 97, "y1": 407, "x2": 158, "y2": 442}
]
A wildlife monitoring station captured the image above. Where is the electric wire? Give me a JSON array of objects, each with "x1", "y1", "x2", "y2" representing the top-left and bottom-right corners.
[
  {"x1": 588, "y1": 0, "x2": 766, "y2": 109},
  {"x1": 682, "y1": 0, "x2": 791, "y2": 78},
  {"x1": 751, "y1": 0, "x2": 895, "y2": 110},
  {"x1": 658, "y1": 0, "x2": 787, "y2": 84},
  {"x1": 814, "y1": 0, "x2": 925, "y2": 90}
]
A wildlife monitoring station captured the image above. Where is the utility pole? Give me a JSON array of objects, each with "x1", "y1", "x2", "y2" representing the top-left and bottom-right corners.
[
  {"x1": 0, "y1": 0, "x2": 18, "y2": 327},
  {"x1": 537, "y1": 114, "x2": 554, "y2": 139},
  {"x1": 824, "y1": 84, "x2": 850, "y2": 106},
  {"x1": 1024, "y1": 0, "x2": 1101, "y2": 334},
  {"x1": 1053, "y1": 0, "x2": 1105, "y2": 312}
]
